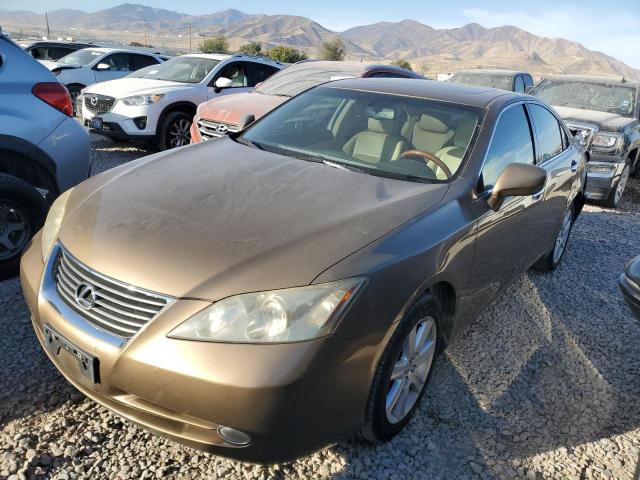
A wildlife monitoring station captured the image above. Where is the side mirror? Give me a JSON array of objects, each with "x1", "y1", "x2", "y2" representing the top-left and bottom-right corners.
[
  {"x1": 215, "y1": 77, "x2": 233, "y2": 89},
  {"x1": 95, "y1": 63, "x2": 111, "y2": 71},
  {"x1": 237, "y1": 113, "x2": 255, "y2": 131},
  {"x1": 487, "y1": 163, "x2": 547, "y2": 211}
]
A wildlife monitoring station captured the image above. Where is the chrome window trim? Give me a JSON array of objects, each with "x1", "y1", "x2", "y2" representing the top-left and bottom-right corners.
[{"x1": 526, "y1": 102, "x2": 572, "y2": 167}]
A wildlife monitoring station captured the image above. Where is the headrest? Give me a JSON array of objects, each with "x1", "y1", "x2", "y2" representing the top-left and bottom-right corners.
[
  {"x1": 453, "y1": 118, "x2": 477, "y2": 147},
  {"x1": 368, "y1": 117, "x2": 397, "y2": 134},
  {"x1": 419, "y1": 114, "x2": 449, "y2": 133}
]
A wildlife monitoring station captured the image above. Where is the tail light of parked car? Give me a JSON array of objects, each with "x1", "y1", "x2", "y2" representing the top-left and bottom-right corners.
[{"x1": 32, "y1": 82, "x2": 73, "y2": 117}]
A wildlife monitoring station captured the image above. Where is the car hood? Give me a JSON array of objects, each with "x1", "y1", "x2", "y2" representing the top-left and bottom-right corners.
[
  {"x1": 41, "y1": 60, "x2": 80, "y2": 71},
  {"x1": 59, "y1": 138, "x2": 448, "y2": 300},
  {"x1": 553, "y1": 105, "x2": 635, "y2": 132},
  {"x1": 198, "y1": 92, "x2": 287, "y2": 126},
  {"x1": 85, "y1": 78, "x2": 189, "y2": 98}
]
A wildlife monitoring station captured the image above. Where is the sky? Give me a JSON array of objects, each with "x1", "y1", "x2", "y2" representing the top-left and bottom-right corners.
[{"x1": 3, "y1": 0, "x2": 640, "y2": 68}]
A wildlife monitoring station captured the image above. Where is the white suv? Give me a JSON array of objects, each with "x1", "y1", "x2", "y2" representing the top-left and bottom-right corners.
[
  {"x1": 42, "y1": 47, "x2": 165, "y2": 112},
  {"x1": 80, "y1": 54, "x2": 284, "y2": 149}
]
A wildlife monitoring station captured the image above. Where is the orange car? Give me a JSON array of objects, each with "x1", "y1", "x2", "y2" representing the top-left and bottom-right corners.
[{"x1": 190, "y1": 60, "x2": 424, "y2": 142}]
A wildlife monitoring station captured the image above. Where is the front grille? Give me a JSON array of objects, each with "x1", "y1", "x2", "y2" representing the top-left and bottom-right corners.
[
  {"x1": 84, "y1": 94, "x2": 116, "y2": 115},
  {"x1": 197, "y1": 119, "x2": 239, "y2": 141},
  {"x1": 53, "y1": 248, "x2": 172, "y2": 338}
]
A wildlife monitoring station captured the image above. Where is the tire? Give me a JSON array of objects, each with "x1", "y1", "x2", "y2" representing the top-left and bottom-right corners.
[
  {"x1": 0, "y1": 173, "x2": 48, "y2": 275},
  {"x1": 361, "y1": 294, "x2": 442, "y2": 442},
  {"x1": 157, "y1": 111, "x2": 192, "y2": 150},
  {"x1": 631, "y1": 156, "x2": 640, "y2": 179},
  {"x1": 532, "y1": 204, "x2": 574, "y2": 272},
  {"x1": 602, "y1": 163, "x2": 630, "y2": 209},
  {"x1": 67, "y1": 85, "x2": 83, "y2": 117}
]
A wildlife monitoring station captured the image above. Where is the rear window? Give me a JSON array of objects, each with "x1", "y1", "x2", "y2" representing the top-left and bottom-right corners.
[{"x1": 255, "y1": 64, "x2": 365, "y2": 97}]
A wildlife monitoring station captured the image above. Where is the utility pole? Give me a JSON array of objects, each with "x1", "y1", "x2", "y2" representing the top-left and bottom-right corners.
[
  {"x1": 143, "y1": 19, "x2": 147, "y2": 47},
  {"x1": 188, "y1": 23, "x2": 192, "y2": 53},
  {"x1": 45, "y1": 12, "x2": 50, "y2": 39}
]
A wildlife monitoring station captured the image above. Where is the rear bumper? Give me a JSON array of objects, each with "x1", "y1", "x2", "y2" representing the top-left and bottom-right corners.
[{"x1": 20, "y1": 237, "x2": 372, "y2": 463}]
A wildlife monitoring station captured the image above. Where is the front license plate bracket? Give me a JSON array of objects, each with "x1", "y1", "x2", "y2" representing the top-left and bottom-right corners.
[{"x1": 43, "y1": 325, "x2": 100, "y2": 384}]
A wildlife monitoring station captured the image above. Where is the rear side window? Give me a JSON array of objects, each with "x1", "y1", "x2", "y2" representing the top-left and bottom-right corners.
[
  {"x1": 528, "y1": 104, "x2": 563, "y2": 162},
  {"x1": 480, "y1": 105, "x2": 534, "y2": 190},
  {"x1": 131, "y1": 54, "x2": 160, "y2": 70},
  {"x1": 514, "y1": 75, "x2": 525, "y2": 93},
  {"x1": 247, "y1": 63, "x2": 280, "y2": 85}
]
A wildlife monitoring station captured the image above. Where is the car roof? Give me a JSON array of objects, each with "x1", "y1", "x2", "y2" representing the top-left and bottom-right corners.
[
  {"x1": 183, "y1": 53, "x2": 232, "y2": 61},
  {"x1": 25, "y1": 40, "x2": 92, "y2": 47},
  {"x1": 322, "y1": 77, "x2": 515, "y2": 108},
  {"x1": 81, "y1": 47, "x2": 158, "y2": 55},
  {"x1": 453, "y1": 69, "x2": 526, "y2": 77},
  {"x1": 541, "y1": 74, "x2": 640, "y2": 87}
]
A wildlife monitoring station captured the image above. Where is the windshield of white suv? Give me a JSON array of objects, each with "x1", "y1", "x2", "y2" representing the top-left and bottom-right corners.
[
  {"x1": 58, "y1": 49, "x2": 103, "y2": 66},
  {"x1": 240, "y1": 86, "x2": 480, "y2": 183},
  {"x1": 449, "y1": 72, "x2": 513, "y2": 91},
  {"x1": 255, "y1": 64, "x2": 365, "y2": 97},
  {"x1": 128, "y1": 57, "x2": 220, "y2": 83},
  {"x1": 531, "y1": 80, "x2": 636, "y2": 116}
]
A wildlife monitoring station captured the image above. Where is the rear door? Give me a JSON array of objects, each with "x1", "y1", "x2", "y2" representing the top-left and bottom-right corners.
[
  {"x1": 246, "y1": 62, "x2": 280, "y2": 86},
  {"x1": 526, "y1": 102, "x2": 577, "y2": 252}
]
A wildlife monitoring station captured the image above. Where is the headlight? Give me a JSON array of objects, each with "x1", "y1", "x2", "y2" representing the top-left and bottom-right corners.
[
  {"x1": 121, "y1": 94, "x2": 164, "y2": 106},
  {"x1": 168, "y1": 278, "x2": 366, "y2": 343},
  {"x1": 41, "y1": 188, "x2": 73, "y2": 262},
  {"x1": 587, "y1": 163, "x2": 616, "y2": 174},
  {"x1": 592, "y1": 133, "x2": 621, "y2": 149}
]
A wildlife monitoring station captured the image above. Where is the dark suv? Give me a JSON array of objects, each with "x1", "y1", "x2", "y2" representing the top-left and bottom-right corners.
[
  {"x1": 531, "y1": 76, "x2": 640, "y2": 208},
  {"x1": 448, "y1": 69, "x2": 534, "y2": 93}
]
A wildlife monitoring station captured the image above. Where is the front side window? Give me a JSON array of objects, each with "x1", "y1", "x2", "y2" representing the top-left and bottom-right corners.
[
  {"x1": 480, "y1": 105, "x2": 534, "y2": 191},
  {"x1": 248, "y1": 63, "x2": 280, "y2": 85},
  {"x1": 532, "y1": 80, "x2": 636, "y2": 116},
  {"x1": 127, "y1": 56, "x2": 220, "y2": 83},
  {"x1": 101, "y1": 53, "x2": 133, "y2": 72},
  {"x1": 528, "y1": 104, "x2": 563, "y2": 162},
  {"x1": 240, "y1": 87, "x2": 480, "y2": 183},
  {"x1": 215, "y1": 62, "x2": 247, "y2": 87}
]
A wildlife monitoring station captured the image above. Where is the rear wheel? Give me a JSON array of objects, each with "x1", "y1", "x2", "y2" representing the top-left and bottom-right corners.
[
  {"x1": 361, "y1": 294, "x2": 441, "y2": 442},
  {"x1": 603, "y1": 163, "x2": 630, "y2": 208},
  {"x1": 0, "y1": 174, "x2": 48, "y2": 274},
  {"x1": 158, "y1": 111, "x2": 192, "y2": 150}
]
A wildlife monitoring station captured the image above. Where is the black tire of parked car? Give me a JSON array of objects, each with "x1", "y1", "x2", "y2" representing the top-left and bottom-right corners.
[
  {"x1": 361, "y1": 293, "x2": 443, "y2": 442},
  {"x1": 631, "y1": 155, "x2": 640, "y2": 179},
  {"x1": 532, "y1": 204, "x2": 575, "y2": 272},
  {"x1": 0, "y1": 173, "x2": 48, "y2": 274},
  {"x1": 157, "y1": 111, "x2": 193, "y2": 151}
]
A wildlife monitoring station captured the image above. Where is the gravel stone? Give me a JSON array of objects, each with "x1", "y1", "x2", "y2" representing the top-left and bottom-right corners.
[{"x1": 1, "y1": 133, "x2": 640, "y2": 479}]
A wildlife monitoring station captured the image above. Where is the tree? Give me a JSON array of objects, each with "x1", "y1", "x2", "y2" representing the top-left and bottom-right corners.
[
  {"x1": 239, "y1": 41, "x2": 262, "y2": 56},
  {"x1": 267, "y1": 45, "x2": 308, "y2": 63},
  {"x1": 319, "y1": 38, "x2": 345, "y2": 61},
  {"x1": 200, "y1": 35, "x2": 228, "y2": 53},
  {"x1": 392, "y1": 59, "x2": 412, "y2": 71}
]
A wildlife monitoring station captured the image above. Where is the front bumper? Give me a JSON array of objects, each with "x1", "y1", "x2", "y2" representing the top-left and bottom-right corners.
[
  {"x1": 584, "y1": 155, "x2": 626, "y2": 201},
  {"x1": 21, "y1": 238, "x2": 372, "y2": 463},
  {"x1": 81, "y1": 96, "x2": 163, "y2": 141}
]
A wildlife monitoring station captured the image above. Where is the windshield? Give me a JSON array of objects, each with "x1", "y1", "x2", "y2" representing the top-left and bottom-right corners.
[
  {"x1": 127, "y1": 56, "x2": 220, "y2": 83},
  {"x1": 449, "y1": 72, "x2": 513, "y2": 91},
  {"x1": 58, "y1": 49, "x2": 103, "y2": 66},
  {"x1": 531, "y1": 80, "x2": 636, "y2": 116},
  {"x1": 241, "y1": 87, "x2": 480, "y2": 183},
  {"x1": 255, "y1": 64, "x2": 364, "y2": 97}
]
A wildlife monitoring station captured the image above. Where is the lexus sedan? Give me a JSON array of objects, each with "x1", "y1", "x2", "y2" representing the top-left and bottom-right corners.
[{"x1": 21, "y1": 79, "x2": 585, "y2": 463}]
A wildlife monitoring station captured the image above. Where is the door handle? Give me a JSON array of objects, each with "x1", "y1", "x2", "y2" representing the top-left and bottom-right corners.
[{"x1": 571, "y1": 160, "x2": 578, "y2": 172}]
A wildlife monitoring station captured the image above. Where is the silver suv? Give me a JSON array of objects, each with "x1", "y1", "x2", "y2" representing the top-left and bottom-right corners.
[{"x1": 0, "y1": 30, "x2": 90, "y2": 273}]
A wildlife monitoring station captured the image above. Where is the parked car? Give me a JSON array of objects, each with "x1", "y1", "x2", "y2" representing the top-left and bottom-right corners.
[
  {"x1": 41, "y1": 47, "x2": 165, "y2": 113},
  {"x1": 191, "y1": 61, "x2": 424, "y2": 143},
  {"x1": 22, "y1": 79, "x2": 585, "y2": 462},
  {"x1": 81, "y1": 53, "x2": 283, "y2": 149},
  {"x1": 620, "y1": 255, "x2": 640, "y2": 320},
  {"x1": 0, "y1": 31, "x2": 89, "y2": 273},
  {"x1": 531, "y1": 75, "x2": 640, "y2": 208},
  {"x1": 448, "y1": 69, "x2": 534, "y2": 93},
  {"x1": 18, "y1": 40, "x2": 93, "y2": 62}
]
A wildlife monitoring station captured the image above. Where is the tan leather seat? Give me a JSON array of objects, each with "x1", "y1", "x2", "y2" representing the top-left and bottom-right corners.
[
  {"x1": 411, "y1": 114, "x2": 454, "y2": 155},
  {"x1": 433, "y1": 118, "x2": 477, "y2": 179},
  {"x1": 343, "y1": 117, "x2": 407, "y2": 164}
]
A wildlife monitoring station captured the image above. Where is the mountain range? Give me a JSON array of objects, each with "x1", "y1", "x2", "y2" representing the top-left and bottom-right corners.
[{"x1": 1, "y1": 3, "x2": 638, "y2": 80}]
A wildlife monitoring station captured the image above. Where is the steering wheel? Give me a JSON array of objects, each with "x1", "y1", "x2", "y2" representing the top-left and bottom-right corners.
[{"x1": 400, "y1": 149, "x2": 453, "y2": 179}]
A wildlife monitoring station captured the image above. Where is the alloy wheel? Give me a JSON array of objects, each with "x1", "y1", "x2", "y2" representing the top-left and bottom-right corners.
[
  {"x1": 0, "y1": 202, "x2": 30, "y2": 261},
  {"x1": 552, "y1": 208, "x2": 573, "y2": 264},
  {"x1": 168, "y1": 119, "x2": 192, "y2": 148},
  {"x1": 614, "y1": 165, "x2": 630, "y2": 206},
  {"x1": 385, "y1": 316, "x2": 437, "y2": 424}
]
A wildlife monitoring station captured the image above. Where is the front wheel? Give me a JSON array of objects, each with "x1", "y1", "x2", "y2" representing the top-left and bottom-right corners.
[
  {"x1": 157, "y1": 111, "x2": 192, "y2": 150},
  {"x1": 361, "y1": 294, "x2": 441, "y2": 442},
  {"x1": 603, "y1": 163, "x2": 630, "y2": 208},
  {"x1": 533, "y1": 205, "x2": 574, "y2": 272}
]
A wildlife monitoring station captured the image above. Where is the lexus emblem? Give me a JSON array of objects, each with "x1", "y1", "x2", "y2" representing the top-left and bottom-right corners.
[
  {"x1": 216, "y1": 124, "x2": 228, "y2": 134},
  {"x1": 90, "y1": 96, "x2": 98, "y2": 106},
  {"x1": 75, "y1": 283, "x2": 97, "y2": 310}
]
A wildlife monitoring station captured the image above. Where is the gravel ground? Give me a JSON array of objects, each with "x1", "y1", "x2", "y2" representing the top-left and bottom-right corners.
[{"x1": 1, "y1": 134, "x2": 640, "y2": 479}]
